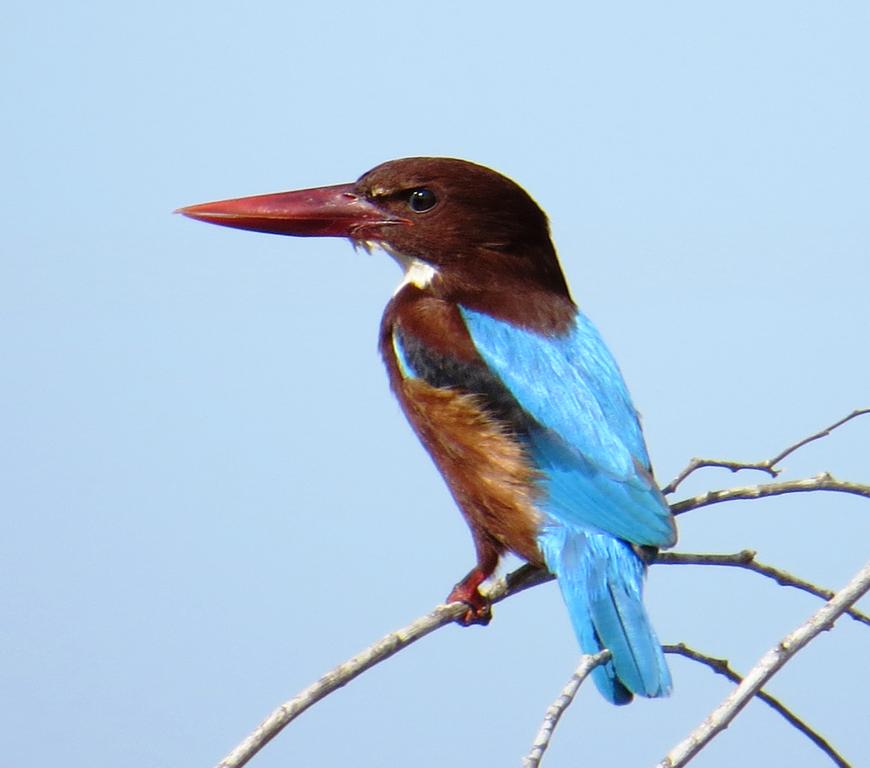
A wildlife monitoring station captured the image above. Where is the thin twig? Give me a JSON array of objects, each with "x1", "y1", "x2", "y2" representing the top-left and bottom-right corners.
[
  {"x1": 662, "y1": 409, "x2": 870, "y2": 495},
  {"x1": 658, "y1": 560, "x2": 870, "y2": 768},
  {"x1": 214, "y1": 565, "x2": 549, "y2": 768},
  {"x1": 522, "y1": 651, "x2": 610, "y2": 768},
  {"x1": 662, "y1": 458, "x2": 781, "y2": 495},
  {"x1": 657, "y1": 550, "x2": 870, "y2": 627},
  {"x1": 670, "y1": 473, "x2": 870, "y2": 515},
  {"x1": 665, "y1": 643, "x2": 850, "y2": 768},
  {"x1": 764, "y1": 409, "x2": 870, "y2": 470}
]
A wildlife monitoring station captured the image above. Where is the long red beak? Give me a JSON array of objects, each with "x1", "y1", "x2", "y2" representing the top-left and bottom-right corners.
[{"x1": 176, "y1": 183, "x2": 407, "y2": 239}]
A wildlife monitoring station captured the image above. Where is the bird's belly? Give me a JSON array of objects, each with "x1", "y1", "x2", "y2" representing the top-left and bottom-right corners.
[{"x1": 399, "y1": 378, "x2": 544, "y2": 565}]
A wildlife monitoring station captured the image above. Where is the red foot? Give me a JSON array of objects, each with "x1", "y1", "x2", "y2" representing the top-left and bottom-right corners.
[{"x1": 446, "y1": 579, "x2": 492, "y2": 626}]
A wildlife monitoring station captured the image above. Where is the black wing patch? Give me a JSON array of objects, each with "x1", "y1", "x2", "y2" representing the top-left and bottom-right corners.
[{"x1": 395, "y1": 327, "x2": 536, "y2": 433}]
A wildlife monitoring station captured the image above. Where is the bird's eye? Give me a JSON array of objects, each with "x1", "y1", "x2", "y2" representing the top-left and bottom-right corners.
[{"x1": 408, "y1": 188, "x2": 437, "y2": 213}]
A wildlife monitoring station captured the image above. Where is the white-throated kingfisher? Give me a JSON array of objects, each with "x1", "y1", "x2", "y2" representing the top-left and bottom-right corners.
[{"x1": 178, "y1": 158, "x2": 676, "y2": 704}]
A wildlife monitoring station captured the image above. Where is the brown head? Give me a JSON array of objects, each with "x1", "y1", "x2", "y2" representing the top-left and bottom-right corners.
[{"x1": 178, "y1": 157, "x2": 571, "y2": 301}]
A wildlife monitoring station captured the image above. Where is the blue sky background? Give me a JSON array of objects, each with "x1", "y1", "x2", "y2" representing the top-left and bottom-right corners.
[{"x1": 3, "y1": 2, "x2": 868, "y2": 766}]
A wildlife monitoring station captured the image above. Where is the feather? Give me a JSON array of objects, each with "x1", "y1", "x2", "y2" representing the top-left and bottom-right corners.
[
  {"x1": 459, "y1": 307, "x2": 675, "y2": 548},
  {"x1": 538, "y1": 523, "x2": 672, "y2": 704}
]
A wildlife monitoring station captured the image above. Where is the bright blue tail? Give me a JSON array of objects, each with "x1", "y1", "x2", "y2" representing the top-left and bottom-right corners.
[{"x1": 539, "y1": 523, "x2": 671, "y2": 705}]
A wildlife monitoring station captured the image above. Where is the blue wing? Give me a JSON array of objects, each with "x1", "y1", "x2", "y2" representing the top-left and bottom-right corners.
[{"x1": 459, "y1": 306, "x2": 675, "y2": 548}]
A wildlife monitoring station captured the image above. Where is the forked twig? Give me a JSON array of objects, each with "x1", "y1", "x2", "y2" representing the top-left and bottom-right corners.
[
  {"x1": 665, "y1": 643, "x2": 850, "y2": 768},
  {"x1": 521, "y1": 651, "x2": 610, "y2": 768},
  {"x1": 662, "y1": 409, "x2": 870, "y2": 495},
  {"x1": 522, "y1": 637, "x2": 855, "y2": 768},
  {"x1": 657, "y1": 561, "x2": 870, "y2": 768},
  {"x1": 520, "y1": 551, "x2": 870, "y2": 766}
]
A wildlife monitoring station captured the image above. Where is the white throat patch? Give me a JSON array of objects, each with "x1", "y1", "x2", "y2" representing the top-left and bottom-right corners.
[
  {"x1": 398, "y1": 259, "x2": 437, "y2": 292},
  {"x1": 366, "y1": 241, "x2": 438, "y2": 295}
]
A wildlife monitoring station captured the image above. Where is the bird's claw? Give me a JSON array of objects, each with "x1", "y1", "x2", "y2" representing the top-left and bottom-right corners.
[{"x1": 446, "y1": 583, "x2": 492, "y2": 626}]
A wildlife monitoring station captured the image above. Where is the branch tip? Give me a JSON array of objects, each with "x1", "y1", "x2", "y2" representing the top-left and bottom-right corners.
[
  {"x1": 664, "y1": 643, "x2": 851, "y2": 768},
  {"x1": 663, "y1": 408, "x2": 870, "y2": 494},
  {"x1": 658, "y1": 560, "x2": 870, "y2": 768}
]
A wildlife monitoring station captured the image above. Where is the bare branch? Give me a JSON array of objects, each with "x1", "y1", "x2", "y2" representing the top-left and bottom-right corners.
[
  {"x1": 665, "y1": 643, "x2": 850, "y2": 768},
  {"x1": 657, "y1": 550, "x2": 870, "y2": 627},
  {"x1": 764, "y1": 408, "x2": 870, "y2": 469},
  {"x1": 522, "y1": 651, "x2": 610, "y2": 768},
  {"x1": 662, "y1": 409, "x2": 870, "y2": 495},
  {"x1": 662, "y1": 458, "x2": 780, "y2": 495},
  {"x1": 670, "y1": 473, "x2": 870, "y2": 515},
  {"x1": 213, "y1": 454, "x2": 868, "y2": 767},
  {"x1": 214, "y1": 564, "x2": 549, "y2": 768},
  {"x1": 658, "y1": 560, "x2": 870, "y2": 768}
]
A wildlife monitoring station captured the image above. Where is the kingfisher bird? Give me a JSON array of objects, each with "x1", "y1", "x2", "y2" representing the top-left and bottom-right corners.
[{"x1": 178, "y1": 157, "x2": 676, "y2": 704}]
